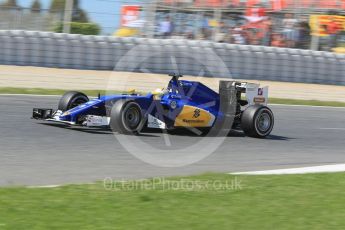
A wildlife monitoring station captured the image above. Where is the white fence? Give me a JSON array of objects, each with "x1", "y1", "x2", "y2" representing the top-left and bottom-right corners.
[{"x1": 0, "y1": 30, "x2": 344, "y2": 85}]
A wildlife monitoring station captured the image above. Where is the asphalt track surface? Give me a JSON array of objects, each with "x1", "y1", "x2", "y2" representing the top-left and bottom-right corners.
[{"x1": 1, "y1": 95, "x2": 345, "y2": 186}]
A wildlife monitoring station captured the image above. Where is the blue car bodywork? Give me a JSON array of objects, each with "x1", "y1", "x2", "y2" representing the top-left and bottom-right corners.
[
  {"x1": 53, "y1": 77, "x2": 222, "y2": 128},
  {"x1": 32, "y1": 74, "x2": 273, "y2": 137}
]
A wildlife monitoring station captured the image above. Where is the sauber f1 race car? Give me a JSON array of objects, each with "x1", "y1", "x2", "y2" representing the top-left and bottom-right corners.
[{"x1": 32, "y1": 74, "x2": 274, "y2": 138}]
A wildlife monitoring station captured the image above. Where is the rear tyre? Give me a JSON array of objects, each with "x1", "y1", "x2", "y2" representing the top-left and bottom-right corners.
[
  {"x1": 241, "y1": 105, "x2": 274, "y2": 138},
  {"x1": 110, "y1": 100, "x2": 143, "y2": 135},
  {"x1": 58, "y1": 91, "x2": 89, "y2": 112}
]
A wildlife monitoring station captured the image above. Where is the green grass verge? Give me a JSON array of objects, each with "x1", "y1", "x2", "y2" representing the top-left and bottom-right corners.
[
  {"x1": 269, "y1": 98, "x2": 345, "y2": 107},
  {"x1": 0, "y1": 87, "x2": 345, "y2": 107},
  {"x1": 1, "y1": 173, "x2": 345, "y2": 229}
]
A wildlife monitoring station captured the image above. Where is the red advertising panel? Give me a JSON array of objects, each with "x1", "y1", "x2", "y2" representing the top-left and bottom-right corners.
[{"x1": 120, "y1": 5, "x2": 140, "y2": 27}]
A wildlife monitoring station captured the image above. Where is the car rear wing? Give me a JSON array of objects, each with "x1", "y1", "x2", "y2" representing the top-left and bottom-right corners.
[{"x1": 236, "y1": 82, "x2": 269, "y2": 106}]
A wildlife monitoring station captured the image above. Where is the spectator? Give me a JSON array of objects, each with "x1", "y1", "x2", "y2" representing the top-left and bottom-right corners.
[
  {"x1": 319, "y1": 24, "x2": 331, "y2": 51},
  {"x1": 327, "y1": 17, "x2": 342, "y2": 49},
  {"x1": 262, "y1": 18, "x2": 273, "y2": 46},
  {"x1": 232, "y1": 28, "x2": 246, "y2": 45},
  {"x1": 159, "y1": 16, "x2": 173, "y2": 38},
  {"x1": 296, "y1": 21, "x2": 311, "y2": 49},
  {"x1": 215, "y1": 21, "x2": 228, "y2": 42},
  {"x1": 271, "y1": 33, "x2": 286, "y2": 47},
  {"x1": 153, "y1": 10, "x2": 333, "y2": 52},
  {"x1": 282, "y1": 13, "x2": 298, "y2": 48},
  {"x1": 197, "y1": 28, "x2": 211, "y2": 40}
]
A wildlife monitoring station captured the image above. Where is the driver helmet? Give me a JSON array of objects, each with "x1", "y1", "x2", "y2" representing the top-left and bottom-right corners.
[{"x1": 152, "y1": 88, "x2": 168, "y2": 100}]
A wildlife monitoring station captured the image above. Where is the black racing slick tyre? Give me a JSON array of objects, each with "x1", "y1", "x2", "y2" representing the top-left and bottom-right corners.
[
  {"x1": 110, "y1": 100, "x2": 143, "y2": 135},
  {"x1": 241, "y1": 105, "x2": 274, "y2": 138},
  {"x1": 58, "y1": 91, "x2": 89, "y2": 112}
]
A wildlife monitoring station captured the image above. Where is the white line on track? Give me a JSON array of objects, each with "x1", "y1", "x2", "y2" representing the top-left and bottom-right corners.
[
  {"x1": 319, "y1": 128, "x2": 345, "y2": 130},
  {"x1": 26, "y1": 182, "x2": 96, "y2": 188},
  {"x1": 269, "y1": 103, "x2": 345, "y2": 109},
  {"x1": 27, "y1": 184, "x2": 63, "y2": 188},
  {"x1": 231, "y1": 164, "x2": 345, "y2": 175}
]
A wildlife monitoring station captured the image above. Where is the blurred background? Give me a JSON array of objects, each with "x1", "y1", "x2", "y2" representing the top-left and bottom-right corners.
[{"x1": 0, "y1": 0, "x2": 344, "y2": 53}]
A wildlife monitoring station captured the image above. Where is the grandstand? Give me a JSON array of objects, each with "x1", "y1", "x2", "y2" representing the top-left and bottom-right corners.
[{"x1": 142, "y1": 0, "x2": 344, "y2": 51}]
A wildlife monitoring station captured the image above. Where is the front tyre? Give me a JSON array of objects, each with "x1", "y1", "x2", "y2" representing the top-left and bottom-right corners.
[
  {"x1": 110, "y1": 100, "x2": 143, "y2": 135},
  {"x1": 241, "y1": 105, "x2": 274, "y2": 138},
  {"x1": 58, "y1": 91, "x2": 89, "y2": 112}
]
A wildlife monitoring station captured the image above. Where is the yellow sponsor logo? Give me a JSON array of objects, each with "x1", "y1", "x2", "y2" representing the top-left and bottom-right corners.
[
  {"x1": 254, "y1": 97, "x2": 266, "y2": 104},
  {"x1": 174, "y1": 106, "x2": 215, "y2": 127},
  {"x1": 310, "y1": 15, "x2": 345, "y2": 37}
]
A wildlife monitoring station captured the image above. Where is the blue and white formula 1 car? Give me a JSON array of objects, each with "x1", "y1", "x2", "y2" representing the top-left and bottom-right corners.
[{"x1": 32, "y1": 74, "x2": 274, "y2": 138}]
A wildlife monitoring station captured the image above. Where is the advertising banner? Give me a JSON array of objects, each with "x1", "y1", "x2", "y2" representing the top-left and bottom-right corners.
[
  {"x1": 310, "y1": 15, "x2": 345, "y2": 37},
  {"x1": 120, "y1": 5, "x2": 141, "y2": 27}
]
